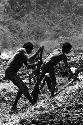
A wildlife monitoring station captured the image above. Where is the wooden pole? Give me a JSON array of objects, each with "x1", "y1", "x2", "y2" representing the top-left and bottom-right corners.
[{"x1": 54, "y1": 79, "x2": 76, "y2": 96}]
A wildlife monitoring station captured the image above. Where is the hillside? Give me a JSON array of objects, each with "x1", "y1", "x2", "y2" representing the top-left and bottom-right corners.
[
  {"x1": 0, "y1": 0, "x2": 83, "y2": 125},
  {"x1": 0, "y1": 0, "x2": 83, "y2": 53},
  {"x1": 0, "y1": 51, "x2": 83, "y2": 124}
]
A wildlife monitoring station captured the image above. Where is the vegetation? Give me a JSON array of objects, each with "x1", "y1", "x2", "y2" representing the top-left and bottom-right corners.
[
  {"x1": 0, "y1": 48, "x2": 83, "y2": 125},
  {"x1": 0, "y1": 0, "x2": 83, "y2": 124},
  {"x1": 0, "y1": 0, "x2": 82, "y2": 51}
]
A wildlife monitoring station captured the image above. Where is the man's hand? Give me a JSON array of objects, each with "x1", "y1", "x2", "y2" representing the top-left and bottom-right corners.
[
  {"x1": 40, "y1": 45, "x2": 44, "y2": 50},
  {"x1": 28, "y1": 46, "x2": 44, "y2": 62}
]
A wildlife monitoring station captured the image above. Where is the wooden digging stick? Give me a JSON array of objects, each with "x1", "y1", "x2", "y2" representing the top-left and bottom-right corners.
[
  {"x1": 31, "y1": 48, "x2": 43, "y2": 100},
  {"x1": 54, "y1": 78, "x2": 77, "y2": 96}
]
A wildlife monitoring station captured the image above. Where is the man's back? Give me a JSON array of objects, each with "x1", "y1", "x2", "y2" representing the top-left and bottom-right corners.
[
  {"x1": 6, "y1": 48, "x2": 28, "y2": 73},
  {"x1": 43, "y1": 49, "x2": 67, "y2": 66},
  {"x1": 43, "y1": 49, "x2": 60, "y2": 63}
]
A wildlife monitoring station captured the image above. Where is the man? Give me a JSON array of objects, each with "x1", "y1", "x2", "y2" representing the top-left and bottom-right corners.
[
  {"x1": 5, "y1": 42, "x2": 44, "y2": 111},
  {"x1": 32, "y1": 42, "x2": 74, "y2": 98}
]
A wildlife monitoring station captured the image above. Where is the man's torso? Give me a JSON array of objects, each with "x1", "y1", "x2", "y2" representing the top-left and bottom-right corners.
[
  {"x1": 6, "y1": 48, "x2": 28, "y2": 73},
  {"x1": 43, "y1": 50, "x2": 67, "y2": 66}
]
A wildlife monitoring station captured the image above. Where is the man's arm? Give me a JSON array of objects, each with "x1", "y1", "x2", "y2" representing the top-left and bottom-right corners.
[
  {"x1": 63, "y1": 55, "x2": 73, "y2": 76},
  {"x1": 23, "y1": 46, "x2": 44, "y2": 69},
  {"x1": 28, "y1": 46, "x2": 44, "y2": 62}
]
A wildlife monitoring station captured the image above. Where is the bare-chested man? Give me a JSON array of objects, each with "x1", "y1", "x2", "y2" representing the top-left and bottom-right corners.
[
  {"x1": 5, "y1": 42, "x2": 44, "y2": 111},
  {"x1": 32, "y1": 42, "x2": 73, "y2": 98}
]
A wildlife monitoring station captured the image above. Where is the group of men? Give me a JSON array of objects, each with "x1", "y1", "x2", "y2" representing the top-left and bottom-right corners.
[{"x1": 4, "y1": 42, "x2": 81, "y2": 112}]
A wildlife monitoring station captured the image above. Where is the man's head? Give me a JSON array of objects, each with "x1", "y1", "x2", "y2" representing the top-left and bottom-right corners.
[
  {"x1": 62, "y1": 42, "x2": 72, "y2": 54},
  {"x1": 23, "y1": 42, "x2": 33, "y2": 54}
]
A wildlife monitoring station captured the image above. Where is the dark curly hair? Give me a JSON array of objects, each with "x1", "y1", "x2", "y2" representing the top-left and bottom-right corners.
[
  {"x1": 62, "y1": 42, "x2": 72, "y2": 54},
  {"x1": 23, "y1": 42, "x2": 33, "y2": 50}
]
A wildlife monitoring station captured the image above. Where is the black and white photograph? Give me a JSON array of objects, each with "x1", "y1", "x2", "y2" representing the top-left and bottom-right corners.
[{"x1": 0, "y1": 0, "x2": 83, "y2": 124}]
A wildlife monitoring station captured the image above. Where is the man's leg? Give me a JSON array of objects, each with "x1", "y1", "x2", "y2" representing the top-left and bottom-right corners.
[
  {"x1": 40, "y1": 74, "x2": 51, "y2": 92},
  {"x1": 49, "y1": 68, "x2": 57, "y2": 97},
  {"x1": 11, "y1": 90, "x2": 22, "y2": 111},
  {"x1": 32, "y1": 64, "x2": 46, "y2": 102},
  {"x1": 45, "y1": 74, "x2": 52, "y2": 92},
  {"x1": 10, "y1": 75, "x2": 35, "y2": 107}
]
